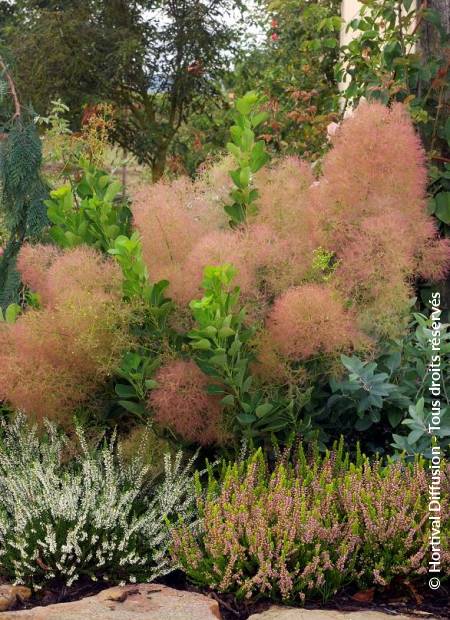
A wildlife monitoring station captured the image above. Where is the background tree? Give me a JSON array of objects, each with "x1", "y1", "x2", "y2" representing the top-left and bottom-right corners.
[
  {"x1": 420, "y1": 0, "x2": 449, "y2": 56},
  {"x1": 108, "y1": 1, "x2": 243, "y2": 180},
  {"x1": 4, "y1": 0, "x2": 148, "y2": 125},
  {"x1": 4, "y1": 0, "x2": 243, "y2": 180}
]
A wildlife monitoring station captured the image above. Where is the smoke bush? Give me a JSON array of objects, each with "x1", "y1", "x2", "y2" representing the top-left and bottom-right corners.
[
  {"x1": 0, "y1": 246, "x2": 133, "y2": 423},
  {"x1": 313, "y1": 102, "x2": 449, "y2": 336},
  {"x1": 0, "y1": 414, "x2": 196, "y2": 588},
  {"x1": 132, "y1": 169, "x2": 228, "y2": 302},
  {"x1": 16, "y1": 244, "x2": 61, "y2": 305},
  {"x1": 148, "y1": 359, "x2": 226, "y2": 446},
  {"x1": 253, "y1": 157, "x2": 323, "y2": 294},
  {"x1": 266, "y1": 284, "x2": 359, "y2": 360},
  {"x1": 182, "y1": 226, "x2": 275, "y2": 308},
  {"x1": 133, "y1": 102, "x2": 449, "y2": 360},
  {"x1": 6, "y1": 102, "x2": 448, "y2": 439},
  {"x1": 172, "y1": 447, "x2": 450, "y2": 603},
  {"x1": 255, "y1": 156, "x2": 315, "y2": 233},
  {"x1": 318, "y1": 103, "x2": 427, "y2": 229},
  {"x1": 416, "y1": 237, "x2": 450, "y2": 282}
]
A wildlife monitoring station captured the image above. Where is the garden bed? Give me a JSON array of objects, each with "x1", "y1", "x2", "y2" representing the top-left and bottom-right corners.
[{"x1": 0, "y1": 27, "x2": 449, "y2": 620}]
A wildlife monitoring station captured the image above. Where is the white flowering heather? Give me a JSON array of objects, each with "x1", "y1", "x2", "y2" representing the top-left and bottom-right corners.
[{"x1": 0, "y1": 414, "x2": 196, "y2": 588}]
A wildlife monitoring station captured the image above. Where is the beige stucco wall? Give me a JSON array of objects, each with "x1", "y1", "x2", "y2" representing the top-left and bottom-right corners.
[
  {"x1": 339, "y1": 0, "x2": 362, "y2": 93},
  {"x1": 339, "y1": 0, "x2": 417, "y2": 92},
  {"x1": 339, "y1": 0, "x2": 361, "y2": 91},
  {"x1": 340, "y1": 0, "x2": 362, "y2": 49}
]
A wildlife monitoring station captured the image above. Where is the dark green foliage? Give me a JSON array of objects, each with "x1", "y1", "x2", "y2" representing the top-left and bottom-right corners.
[
  {"x1": 428, "y1": 119, "x2": 450, "y2": 233},
  {"x1": 5, "y1": 0, "x2": 244, "y2": 180},
  {"x1": 110, "y1": 0, "x2": 244, "y2": 180},
  {"x1": 0, "y1": 241, "x2": 21, "y2": 308},
  {"x1": 227, "y1": 0, "x2": 341, "y2": 160},
  {"x1": 114, "y1": 351, "x2": 160, "y2": 421},
  {"x1": 4, "y1": 0, "x2": 136, "y2": 124},
  {"x1": 0, "y1": 61, "x2": 48, "y2": 307}
]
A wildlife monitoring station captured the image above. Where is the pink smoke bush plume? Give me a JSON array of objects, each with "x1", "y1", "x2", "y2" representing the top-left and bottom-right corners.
[
  {"x1": 266, "y1": 284, "x2": 359, "y2": 360},
  {"x1": 148, "y1": 359, "x2": 225, "y2": 445},
  {"x1": 133, "y1": 102, "x2": 449, "y2": 361},
  {"x1": 2, "y1": 102, "x2": 449, "y2": 429},
  {"x1": 0, "y1": 246, "x2": 132, "y2": 423}
]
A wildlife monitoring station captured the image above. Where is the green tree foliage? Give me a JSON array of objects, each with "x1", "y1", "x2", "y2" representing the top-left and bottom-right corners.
[
  {"x1": 5, "y1": 0, "x2": 243, "y2": 180},
  {"x1": 110, "y1": 1, "x2": 244, "y2": 181},
  {"x1": 0, "y1": 54, "x2": 48, "y2": 308},
  {"x1": 4, "y1": 0, "x2": 148, "y2": 125},
  {"x1": 0, "y1": 1, "x2": 15, "y2": 28},
  {"x1": 229, "y1": 0, "x2": 341, "y2": 159}
]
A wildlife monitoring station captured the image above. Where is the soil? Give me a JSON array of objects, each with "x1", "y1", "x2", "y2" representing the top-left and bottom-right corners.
[{"x1": 2, "y1": 573, "x2": 449, "y2": 620}]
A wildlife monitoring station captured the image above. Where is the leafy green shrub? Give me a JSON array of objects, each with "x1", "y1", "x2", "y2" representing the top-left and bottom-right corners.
[
  {"x1": 46, "y1": 160, "x2": 131, "y2": 252},
  {"x1": 328, "y1": 355, "x2": 410, "y2": 432},
  {"x1": 172, "y1": 445, "x2": 450, "y2": 603},
  {"x1": 0, "y1": 414, "x2": 196, "y2": 588},
  {"x1": 225, "y1": 91, "x2": 270, "y2": 226},
  {"x1": 188, "y1": 264, "x2": 298, "y2": 439}
]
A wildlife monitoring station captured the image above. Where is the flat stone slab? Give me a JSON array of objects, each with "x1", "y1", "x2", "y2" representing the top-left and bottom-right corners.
[
  {"x1": 0, "y1": 584, "x2": 221, "y2": 620},
  {"x1": 248, "y1": 608, "x2": 433, "y2": 620}
]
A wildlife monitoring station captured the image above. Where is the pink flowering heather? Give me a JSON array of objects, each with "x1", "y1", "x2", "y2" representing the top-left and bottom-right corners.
[
  {"x1": 171, "y1": 448, "x2": 450, "y2": 603},
  {"x1": 338, "y1": 458, "x2": 450, "y2": 587},
  {"x1": 148, "y1": 359, "x2": 226, "y2": 445}
]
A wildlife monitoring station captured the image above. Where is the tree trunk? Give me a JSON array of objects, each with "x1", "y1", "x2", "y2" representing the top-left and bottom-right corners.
[
  {"x1": 419, "y1": 0, "x2": 450, "y2": 57},
  {"x1": 151, "y1": 148, "x2": 168, "y2": 183}
]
